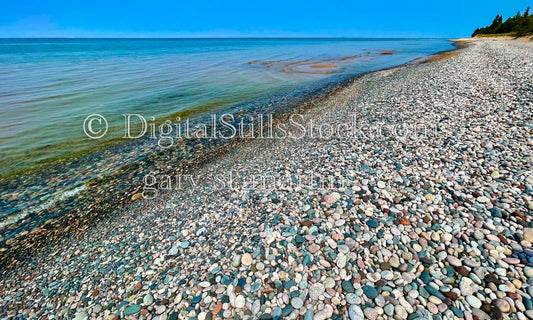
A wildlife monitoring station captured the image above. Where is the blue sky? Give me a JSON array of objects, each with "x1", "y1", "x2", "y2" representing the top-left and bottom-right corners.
[{"x1": 0, "y1": 0, "x2": 531, "y2": 38}]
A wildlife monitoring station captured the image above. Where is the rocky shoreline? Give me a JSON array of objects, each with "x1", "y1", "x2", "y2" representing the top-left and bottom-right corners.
[{"x1": 1, "y1": 40, "x2": 532, "y2": 320}]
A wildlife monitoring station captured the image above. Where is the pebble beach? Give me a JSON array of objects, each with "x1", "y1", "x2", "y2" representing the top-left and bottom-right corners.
[{"x1": 1, "y1": 39, "x2": 533, "y2": 320}]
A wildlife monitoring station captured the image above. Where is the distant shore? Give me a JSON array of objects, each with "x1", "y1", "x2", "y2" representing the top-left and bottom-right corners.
[
  {"x1": 453, "y1": 34, "x2": 533, "y2": 42},
  {"x1": 423, "y1": 35, "x2": 532, "y2": 64}
]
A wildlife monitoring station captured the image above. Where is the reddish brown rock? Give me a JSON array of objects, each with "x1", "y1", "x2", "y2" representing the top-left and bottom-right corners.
[
  {"x1": 443, "y1": 291, "x2": 458, "y2": 300},
  {"x1": 497, "y1": 233, "x2": 510, "y2": 245},
  {"x1": 213, "y1": 303, "x2": 222, "y2": 316},
  {"x1": 456, "y1": 266, "x2": 470, "y2": 276},
  {"x1": 302, "y1": 220, "x2": 313, "y2": 227}
]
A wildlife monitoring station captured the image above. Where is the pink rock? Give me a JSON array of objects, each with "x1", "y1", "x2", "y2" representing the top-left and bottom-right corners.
[
  {"x1": 437, "y1": 303, "x2": 448, "y2": 313},
  {"x1": 427, "y1": 302, "x2": 438, "y2": 314},
  {"x1": 331, "y1": 233, "x2": 344, "y2": 241},
  {"x1": 309, "y1": 244, "x2": 320, "y2": 254},
  {"x1": 319, "y1": 260, "x2": 331, "y2": 268},
  {"x1": 325, "y1": 192, "x2": 341, "y2": 204},
  {"x1": 503, "y1": 257, "x2": 520, "y2": 264}
]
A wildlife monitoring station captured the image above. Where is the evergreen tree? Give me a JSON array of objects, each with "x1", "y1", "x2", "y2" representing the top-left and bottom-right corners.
[{"x1": 472, "y1": 7, "x2": 533, "y2": 36}]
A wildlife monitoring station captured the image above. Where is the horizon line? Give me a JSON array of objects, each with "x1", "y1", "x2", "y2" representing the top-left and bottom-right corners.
[{"x1": 0, "y1": 36, "x2": 453, "y2": 40}]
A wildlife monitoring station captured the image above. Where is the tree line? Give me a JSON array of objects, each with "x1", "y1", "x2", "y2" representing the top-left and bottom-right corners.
[{"x1": 472, "y1": 7, "x2": 533, "y2": 36}]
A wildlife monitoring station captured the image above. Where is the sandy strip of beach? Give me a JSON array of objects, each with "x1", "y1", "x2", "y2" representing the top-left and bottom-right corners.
[{"x1": 1, "y1": 39, "x2": 532, "y2": 320}]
